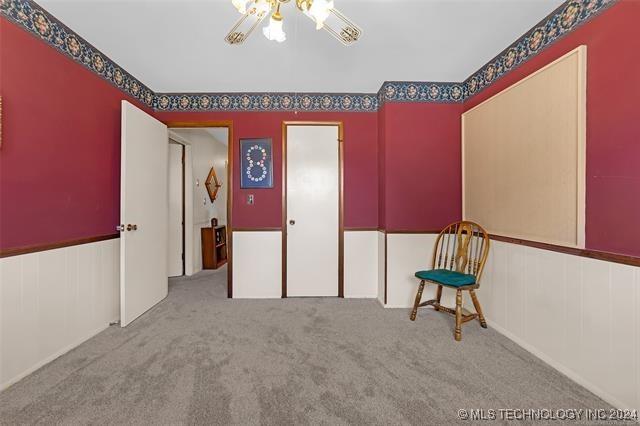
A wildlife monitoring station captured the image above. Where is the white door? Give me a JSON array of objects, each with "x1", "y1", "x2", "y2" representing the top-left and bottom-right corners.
[
  {"x1": 286, "y1": 125, "x2": 340, "y2": 297},
  {"x1": 120, "y1": 101, "x2": 169, "y2": 326},
  {"x1": 168, "y1": 142, "x2": 183, "y2": 277}
]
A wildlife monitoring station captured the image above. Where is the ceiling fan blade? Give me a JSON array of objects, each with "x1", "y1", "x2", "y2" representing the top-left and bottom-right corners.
[
  {"x1": 321, "y1": 8, "x2": 362, "y2": 46},
  {"x1": 224, "y1": 1, "x2": 271, "y2": 45}
]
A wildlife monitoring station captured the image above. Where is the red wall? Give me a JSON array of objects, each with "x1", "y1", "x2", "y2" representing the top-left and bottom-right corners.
[
  {"x1": 2, "y1": 1, "x2": 638, "y2": 258},
  {"x1": 0, "y1": 20, "x2": 151, "y2": 251},
  {"x1": 464, "y1": 1, "x2": 640, "y2": 257},
  {"x1": 379, "y1": 102, "x2": 463, "y2": 231},
  {"x1": 154, "y1": 111, "x2": 379, "y2": 230}
]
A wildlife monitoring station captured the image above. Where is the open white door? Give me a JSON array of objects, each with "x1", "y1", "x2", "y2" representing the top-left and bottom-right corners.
[{"x1": 120, "y1": 101, "x2": 169, "y2": 327}]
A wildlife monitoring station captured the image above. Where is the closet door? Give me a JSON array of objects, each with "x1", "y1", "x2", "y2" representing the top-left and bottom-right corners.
[{"x1": 286, "y1": 124, "x2": 340, "y2": 297}]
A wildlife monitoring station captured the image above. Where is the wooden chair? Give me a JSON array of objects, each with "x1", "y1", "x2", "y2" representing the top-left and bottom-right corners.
[{"x1": 410, "y1": 221, "x2": 490, "y2": 341}]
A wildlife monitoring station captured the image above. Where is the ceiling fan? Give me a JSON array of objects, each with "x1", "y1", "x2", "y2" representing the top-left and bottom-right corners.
[{"x1": 225, "y1": 0, "x2": 362, "y2": 46}]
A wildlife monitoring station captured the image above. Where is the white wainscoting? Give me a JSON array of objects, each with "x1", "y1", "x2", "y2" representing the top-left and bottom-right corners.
[
  {"x1": 477, "y1": 240, "x2": 640, "y2": 412},
  {"x1": 377, "y1": 231, "x2": 386, "y2": 306},
  {"x1": 344, "y1": 231, "x2": 378, "y2": 298},
  {"x1": 232, "y1": 231, "x2": 282, "y2": 299},
  {"x1": 382, "y1": 234, "x2": 639, "y2": 410},
  {"x1": 0, "y1": 238, "x2": 120, "y2": 390},
  {"x1": 385, "y1": 233, "x2": 456, "y2": 308}
]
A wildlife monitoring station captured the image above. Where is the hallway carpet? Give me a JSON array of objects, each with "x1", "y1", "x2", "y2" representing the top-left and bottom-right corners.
[{"x1": 1, "y1": 268, "x2": 610, "y2": 425}]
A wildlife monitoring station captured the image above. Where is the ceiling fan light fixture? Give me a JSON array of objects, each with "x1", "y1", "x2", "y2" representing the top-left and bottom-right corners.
[
  {"x1": 232, "y1": 0, "x2": 250, "y2": 14},
  {"x1": 318, "y1": 8, "x2": 362, "y2": 46},
  {"x1": 226, "y1": 0, "x2": 360, "y2": 45},
  {"x1": 254, "y1": 0, "x2": 273, "y2": 15},
  {"x1": 305, "y1": 0, "x2": 334, "y2": 30},
  {"x1": 263, "y1": 4, "x2": 286, "y2": 42},
  {"x1": 225, "y1": 0, "x2": 272, "y2": 45}
]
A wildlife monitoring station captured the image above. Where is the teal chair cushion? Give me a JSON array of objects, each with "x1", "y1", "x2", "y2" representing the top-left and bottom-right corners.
[{"x1": 415, "y1": 269, "x2": 476, "y2": 287}]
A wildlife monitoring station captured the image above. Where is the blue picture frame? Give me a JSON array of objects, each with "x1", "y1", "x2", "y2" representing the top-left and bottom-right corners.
[{"x1": 240, "y1": 138, "x2": 273, "y2": 189}]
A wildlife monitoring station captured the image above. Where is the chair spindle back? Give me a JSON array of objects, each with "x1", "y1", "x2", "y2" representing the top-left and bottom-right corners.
[{"x1": 432, "y1": 221, "x2": 490, "y2": 283}]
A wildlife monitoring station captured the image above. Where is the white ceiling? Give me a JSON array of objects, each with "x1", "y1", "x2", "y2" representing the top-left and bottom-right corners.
[{"x1": 38, "y1": 0, "x2": 564, "y2": 93}]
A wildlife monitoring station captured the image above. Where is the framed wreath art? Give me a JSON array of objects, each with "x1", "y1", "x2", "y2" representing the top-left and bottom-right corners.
[{"x1": 240, "y1": 138, "x2": 273, "y2": 189}]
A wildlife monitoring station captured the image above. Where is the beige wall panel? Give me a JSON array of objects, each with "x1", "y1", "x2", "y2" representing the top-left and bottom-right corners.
[{"x1": 463, "y1": 46, "x2": 586, "y2": 247}]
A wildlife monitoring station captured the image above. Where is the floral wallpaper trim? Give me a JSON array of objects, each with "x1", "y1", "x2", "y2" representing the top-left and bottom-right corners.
[
  {"x1": 154, "y1": 92, "x2": 379, "y2": 112},
  {"x1": 1, "y1": 0, "x2": 619, "y2": 111},
  {"x1": 464, "y1": 0, "x2": 617, "y2": 98},
  {"x1": 378, "y1": 82, "x2": 464, "y2": 105},
  {"x1": 0, "y1": 0, "x2": 155, "y2": 107}
]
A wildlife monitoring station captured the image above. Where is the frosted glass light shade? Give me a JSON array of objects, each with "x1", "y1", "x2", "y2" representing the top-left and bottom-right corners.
[
  {"x1": 263, "y1": 17, "x2": 286, "y2": 42},
  {"x1": 254, "y1": 0, "x2": 272, "y2": 15},
  {"x1": 306, "y1": 0, "x2": 334, "y2": 29},
  {"x1": 232, "y1": 0, "x2": 250, "y2": 14}
]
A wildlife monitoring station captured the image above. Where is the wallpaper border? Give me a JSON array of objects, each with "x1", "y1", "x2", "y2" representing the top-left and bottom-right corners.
[
  {"x1": 1, "y1": 0, "x2": 619, "y2": 111},
  {"x1": 0, "y1": 0, "x2": 155, "y2": 108},
  {"x1": 154, "y1": 92, "x2": 379, "y2": 112},
  {"x1": 463, "y1": 0, "x2": 616, "y2": 99}
]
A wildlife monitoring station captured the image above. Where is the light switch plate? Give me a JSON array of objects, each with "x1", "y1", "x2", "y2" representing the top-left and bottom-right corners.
[{"x1": 247, "y1": 194, "x2": 254, "y2": 205}]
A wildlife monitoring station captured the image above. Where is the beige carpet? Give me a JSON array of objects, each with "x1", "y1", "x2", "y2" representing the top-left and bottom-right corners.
[{"x1": 0, "y1": 267, "x2": 611, "y2": 425}]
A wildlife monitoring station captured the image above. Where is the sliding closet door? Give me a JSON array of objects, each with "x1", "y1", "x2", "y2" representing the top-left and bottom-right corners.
[{"x1": 286, "y1": 125, "x2": 340, "y2": 297}]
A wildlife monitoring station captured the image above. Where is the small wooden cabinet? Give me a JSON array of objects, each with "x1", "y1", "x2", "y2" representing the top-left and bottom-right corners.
[{"x1": 201, "y1": 225, "x2": 227, "y2": 269}]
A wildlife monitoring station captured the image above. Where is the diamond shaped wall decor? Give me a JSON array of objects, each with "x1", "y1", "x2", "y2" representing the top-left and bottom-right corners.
[{"x1": 205, "y1": 167, "x2": 222, "y2": 202}]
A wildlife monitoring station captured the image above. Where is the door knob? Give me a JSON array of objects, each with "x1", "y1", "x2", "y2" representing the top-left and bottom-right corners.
[
  {"x1": 126, "y1": 224, "x2": 138, "y2": 231},
  {"x1": 289, "y1": 220, "x2": 295, "y2": 225},
  {"x1": 116, "y1": 224, "x2": 125, "y2": 232}
]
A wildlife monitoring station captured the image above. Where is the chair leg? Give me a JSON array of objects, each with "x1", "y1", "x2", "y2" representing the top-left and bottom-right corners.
[
  {"x1": 435, "y1": 285, "x2": 443, "y2": 311},
  {"x1": 470, "y1": 289, "x2": 487, "y2": 328},
  {"x1": 410, "y1": 280, "x2": 426, "y2": 321},
  {"x1": 454, "y1": 290, "x2": 462, "y2": 341}
]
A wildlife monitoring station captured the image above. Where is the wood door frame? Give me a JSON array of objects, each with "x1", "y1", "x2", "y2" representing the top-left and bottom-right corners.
[
  {"x1": 282, "y1": 121, "x2": 344, "y2": 298},
  {"x1": 165, "y1": 121, "x2": 234, "y2": 298},
  {"x1": 168, "y1": 139, "x2": 186, "y2": 276}
]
